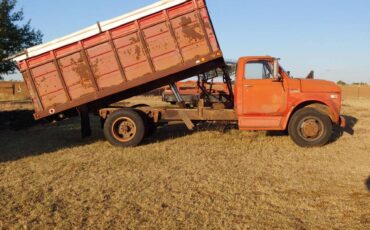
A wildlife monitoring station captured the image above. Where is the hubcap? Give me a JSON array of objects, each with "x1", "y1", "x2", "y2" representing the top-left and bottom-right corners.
[
  {"x1": 111, "y1": 117, "x2": 137, "y2": 142},
  {"x1": 298, "y1": 116, "x2": 324, "y2": 141}
]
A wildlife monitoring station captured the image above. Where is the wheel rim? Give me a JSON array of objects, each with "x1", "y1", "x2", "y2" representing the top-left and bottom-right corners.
[
  {"x1": 297, "y1": 116, "x2": 324, "y2": 142},
  {"x1": 111, "y1": 117, "x2": 137, "y2": 143}
]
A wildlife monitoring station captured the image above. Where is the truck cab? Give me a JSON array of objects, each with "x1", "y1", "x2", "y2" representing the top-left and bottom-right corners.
[{"x1": 235, "y1": 56, "x2": 345, "y2": 146}]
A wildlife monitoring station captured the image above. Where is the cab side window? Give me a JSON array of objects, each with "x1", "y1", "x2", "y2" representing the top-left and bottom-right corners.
[{"x1": 245, "y1": 61, "x2": 273, "y2": 80}]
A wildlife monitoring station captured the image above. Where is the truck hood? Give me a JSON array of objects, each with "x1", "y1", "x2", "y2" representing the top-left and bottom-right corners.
[{"x1": 299, "y1": 79, "x2": 341, "y2": 93}]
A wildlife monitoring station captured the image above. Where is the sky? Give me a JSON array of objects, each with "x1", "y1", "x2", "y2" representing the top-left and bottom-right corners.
[{"x1": 7, "y1": 0, "x2": 370, "y2": 83}]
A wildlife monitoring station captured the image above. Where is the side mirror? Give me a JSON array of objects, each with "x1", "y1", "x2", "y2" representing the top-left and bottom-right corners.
[{"x1": 306, "y1": 70, "x2": 315, "y2": 79}]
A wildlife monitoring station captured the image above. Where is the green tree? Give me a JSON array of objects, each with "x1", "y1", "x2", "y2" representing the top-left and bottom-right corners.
[
  {"x1": 0, "y1": 0, "x2": 43, "y2": 79},
  {"x1": 337, "y1": 80, "x2": 346, "y2": 86}
]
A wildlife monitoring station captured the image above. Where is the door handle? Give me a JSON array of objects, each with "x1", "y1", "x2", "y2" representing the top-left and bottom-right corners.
[{"x1": 245, "y1": 85, "x2": 253, "y2": 88}]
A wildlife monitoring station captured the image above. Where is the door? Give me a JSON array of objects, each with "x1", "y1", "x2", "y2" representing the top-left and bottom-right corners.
[{"x1": 239, "y1": 60, "x2": 287, "y2": 129}]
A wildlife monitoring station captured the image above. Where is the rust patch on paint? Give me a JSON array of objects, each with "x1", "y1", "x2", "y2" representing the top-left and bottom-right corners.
[
  {"x1": 71, "y1": 58, "x2": 96, "y2": 88},
  {"x1": 180, "y1": 16, "x2": 204, "y2": 42},
  {"x1": 204, "y1": 22, "x2": 211, "y2": 29},
  {"x1": 204, "y1": 22, "x2": 214, "y2": 37},
  {"x1": 124, "y1": 49, "x2": 132, "y2": 56},
  {"x1": 124, "y1": 36, "x2": 142, "y2": 61},
  {"x1": 134, "y1": 45, "x2": 143, "y2": 61},
  {"x1": 123, "y1": 46, "x2": 142, "y2": 61},
  {"x1": 129, "y1": 37, "x2": 140, "y2": 44}
]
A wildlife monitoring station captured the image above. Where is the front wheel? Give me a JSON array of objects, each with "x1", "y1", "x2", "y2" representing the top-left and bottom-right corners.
[
  {"x1": 288, "y1": 108, "x2": 333, "y2": 147},
  {"x1": 104, "y1": 109, "x2": 145, "y2": 147}
]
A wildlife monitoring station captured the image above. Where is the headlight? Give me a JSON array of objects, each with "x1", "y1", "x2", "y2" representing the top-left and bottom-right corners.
[{"x1": 330, "y1": 94, "x2": 339, "y2": 99}]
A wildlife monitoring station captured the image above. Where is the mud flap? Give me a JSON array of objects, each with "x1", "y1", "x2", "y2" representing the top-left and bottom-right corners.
[{"x1": 339, "y1": 115, "x2": 346, "y2": 128}]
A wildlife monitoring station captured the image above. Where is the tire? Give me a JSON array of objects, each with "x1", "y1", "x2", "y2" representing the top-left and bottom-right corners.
[
  {"x1": 288, "y1": 107, "x2": 333, "y2": 147},
  {"x1": 130, "y1": 104, "x2": 157, "y2": 137},
  {"x1": 104, "y1": 109, "x2": 145, "y2": 147}
]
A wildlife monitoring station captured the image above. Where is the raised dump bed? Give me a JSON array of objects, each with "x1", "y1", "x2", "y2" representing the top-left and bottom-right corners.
[{"x1": 13, "y1": 0, "x2": 224, "y2": 119}]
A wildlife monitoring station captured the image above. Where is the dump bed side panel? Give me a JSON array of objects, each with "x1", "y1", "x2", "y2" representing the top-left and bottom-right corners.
[{"x1": 18, "y1": 0, "x2": 222, "y2": 119}]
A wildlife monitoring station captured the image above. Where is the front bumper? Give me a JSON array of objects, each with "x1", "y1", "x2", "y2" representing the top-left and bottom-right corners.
[{"x1": 339, "y1": 115, "x2": 346, "y2": 128}]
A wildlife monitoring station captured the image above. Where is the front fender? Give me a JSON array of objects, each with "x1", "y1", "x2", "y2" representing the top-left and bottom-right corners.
[{"x1": 282, "y1": 97, "x2": 340, "y2": 130}]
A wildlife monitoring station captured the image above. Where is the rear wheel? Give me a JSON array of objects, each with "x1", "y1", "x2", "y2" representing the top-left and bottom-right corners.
[
  {"x1": 288, "y1": 108, "x2": 333, "y2": 147},
  {"x1": 104, "y1": 109, "x2": 145, "y2": 147}
]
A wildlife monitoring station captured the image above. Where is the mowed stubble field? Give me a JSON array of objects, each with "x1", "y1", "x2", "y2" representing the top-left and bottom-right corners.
[{"x1": 0, "y1": 97, "x2": 369, "y2": 229}]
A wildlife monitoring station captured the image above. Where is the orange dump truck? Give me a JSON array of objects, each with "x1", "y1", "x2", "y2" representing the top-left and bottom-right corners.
[{"x1": 13, "y1": 0, "x2": 345, "y2": 147}]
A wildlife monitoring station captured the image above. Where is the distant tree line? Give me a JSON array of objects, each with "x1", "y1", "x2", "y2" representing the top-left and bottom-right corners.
[{"x1": 337, "y1": 81, "x2": 368, "y2": 86}]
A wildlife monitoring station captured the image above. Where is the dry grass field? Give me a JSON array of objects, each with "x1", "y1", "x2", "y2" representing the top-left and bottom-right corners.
[{"x1": 0, "y1": 97, "x2": 369, "y2": 229}]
